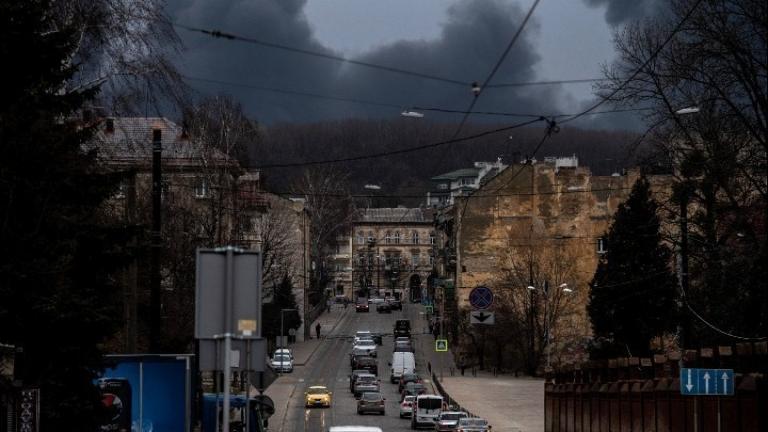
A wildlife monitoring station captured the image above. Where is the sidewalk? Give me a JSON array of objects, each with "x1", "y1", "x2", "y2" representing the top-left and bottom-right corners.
[
  {"x1": 260, "y1": 304, "x2": 350, "y2": 431},
  {"x1": 438, "y1": 370, "x2": 544, "y2": 432}
]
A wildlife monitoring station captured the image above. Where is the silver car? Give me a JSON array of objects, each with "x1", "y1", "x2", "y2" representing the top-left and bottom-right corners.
[
  {"x1": 353, "y1": 374, "x2": 380, "y2": 398},
  {"x1": 455, "y1": 418, "x2": 491, "y2": 432},
  {"x1": 357, "y1": 391, "x2": 386, "y2": 415}
]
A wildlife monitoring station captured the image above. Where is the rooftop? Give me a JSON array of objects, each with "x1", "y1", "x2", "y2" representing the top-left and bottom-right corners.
[
  {"x1": 431, "y1": 168, "x2": 480, "y2": 181},
  {"x1": 356, "y1": 208, "x2": 433, "y2": 224}
]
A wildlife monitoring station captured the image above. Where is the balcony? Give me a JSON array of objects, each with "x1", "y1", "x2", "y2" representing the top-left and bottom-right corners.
[{"x1": 238, "y1": 190, "x2": 269, "y2": 210}]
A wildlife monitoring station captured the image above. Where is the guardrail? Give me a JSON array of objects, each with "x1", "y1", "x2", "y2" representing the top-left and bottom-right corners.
[{"x1": 430, "y1": 371, "x2": 477, "y2": 417}]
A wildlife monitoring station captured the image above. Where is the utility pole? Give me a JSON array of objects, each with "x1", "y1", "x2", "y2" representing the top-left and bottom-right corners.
[{"x1": 150, "y1": 128, "x2": 162, "y2": 352}]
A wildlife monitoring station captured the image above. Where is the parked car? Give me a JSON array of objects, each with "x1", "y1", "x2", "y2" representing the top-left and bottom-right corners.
[
  {"x1": 304, "y1": 385, "x2": 332, "y2": 408},
  {"x1": 270, "y1": 353, "x2": 293, "y2": 373},
  {"x1": 376, "y1": 302, "x2": 391, "y2": 313},
  {"x1": 356, "y1": 302, "x2": 369, "y2": 313},
  {"x1": 435, "y1": 411, "x2": 469, "y2": 431},
  {"x1": 356, "y1": 392, "x2": 386, "y2": 415},
  {"x1": 354, "y1": 331, "x2": 372, "y2": 342},
  {"x1": 273, "y1": 348, "x2": 294, "y2": 360},
  {"x1": 397, "y1": 373, "x2": 422, "y2": 393},
  {"x1": 399, "y1": 394, "x2": 416, "y2": 418},
  {"x1": 455, "y1": 417, "x2": 491, "y2": 432},
  {"x1": 349, "y1": 369, "x2": 369, "y2": 392},
  {"x1": 352, "y1": 339, "x2": 377, "y2": 357},
  {"x1": 353, "y1": 374, "x2": 380, "y2": 398}
]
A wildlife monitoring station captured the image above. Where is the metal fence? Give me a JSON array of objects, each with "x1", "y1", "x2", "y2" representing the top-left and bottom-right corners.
[{"x1": 544, "y1": 343, "x2": 767, "y2": 432}]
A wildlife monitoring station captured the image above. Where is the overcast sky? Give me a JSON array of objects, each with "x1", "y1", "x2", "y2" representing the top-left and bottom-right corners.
[{"x1": 168, "y1": 0, "x2": 657, "y2": 129}]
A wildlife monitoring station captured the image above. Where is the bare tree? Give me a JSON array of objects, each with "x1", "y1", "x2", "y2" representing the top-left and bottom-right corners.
[
  {"x1": 292, "y1": 167, "x2": 356, "y2": 304},
  {"x1": 50, "y1": 0, "x2": 187, "y2": 114},
  {"x1": 600, "y1": 0, "x2": 767, "y2": 344}
]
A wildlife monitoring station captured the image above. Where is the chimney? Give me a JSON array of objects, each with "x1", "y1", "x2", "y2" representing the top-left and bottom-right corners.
[{"x1": 105, "y1": 118, "x2": 114, "y2": 134}]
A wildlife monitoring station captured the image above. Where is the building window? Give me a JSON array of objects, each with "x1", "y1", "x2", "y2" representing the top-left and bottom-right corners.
[
  {"x1": 194, "y1": 177, "x2": 209, "y2": 198},
  {"x1": 394, "y1": 231, "x2": 401, "y2": 244},
  {"x1": 437, "y1": 183, "x2": 448, "y2": 190},
  {"x1": 335, "y1": 243, "x2": 341, "y2": 254},
  {"x1": 114, "y1": 179, "x2": 127, "y2": 199},
  {"x1": 385, "y1": 231, "x2": 392, "y2": 244},
  {"x1": 412, "y1": 231, "x2": 419, "y2": 244},
  {"x1": 461, "y1": 177, "x2": 473, "y2": 185},
  {"x1": 429, "y1": 255, "x2": 434, "y2": 267},
  {"x1": 597, "y1": 237, "x2": 607, "y2": 254},
  {"x1": 357, "y1": 231, "x2": 365, "y2": 244},
  {"x1": 429, "y1": 232, "x2": 435, "y2": 245},
  {"x1": 412, "y1": 253, "x2": 419, "y2": 269},
  {"x1": 367, "y1": 231, "x2": 374, "y2": 243}
]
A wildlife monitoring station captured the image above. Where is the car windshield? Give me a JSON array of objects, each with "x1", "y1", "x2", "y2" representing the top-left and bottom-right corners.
[
  {"x1": 402, "y1": 374, "x2": 418, "y2": 381},
  {"x1": 307, "y1": 387, "x2": 328, "y2": 394},
  {"x1": 440, "y1": 413, "x2": 465, "y2": 420},
  {"x1": 362, "y1": 392, "x2": 382, "y2": 401},
  {"x1": 357, "y1": 340, "x2": 375, "y2": 346},
  {"x1": 418, "y1": 398, "x2": 442, "y2": 409},
  {"x1": 358, "y1": 375, "x2": 376, "y2": 383},
  {"x1": 273, "y1": 355, "x2": 290, "y2": 361}
]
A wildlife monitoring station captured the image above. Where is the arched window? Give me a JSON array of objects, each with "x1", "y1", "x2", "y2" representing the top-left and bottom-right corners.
[
  {"x1": 412, "y1": 231, "x2": 419, "y2": 244},
  {"x1": 394, "y1": 231, "x2": 401, "y2": 244},
  {"x1": 385, "y1": 231, "x2": 392, "y2": 244}
]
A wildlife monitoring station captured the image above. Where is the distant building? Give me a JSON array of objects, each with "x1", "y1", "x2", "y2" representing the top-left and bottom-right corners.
[
  {"x1": 328, "y1": 208, "x2": 436, "y2": 301},
  {"x1": 427, "y1": 159, "x2": 508, "y2": 208}
]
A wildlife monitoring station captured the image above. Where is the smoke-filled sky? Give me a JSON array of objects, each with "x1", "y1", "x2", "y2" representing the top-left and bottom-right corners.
[{"x1": 167, "y1": 0, "x2": 658, "y2": 129}]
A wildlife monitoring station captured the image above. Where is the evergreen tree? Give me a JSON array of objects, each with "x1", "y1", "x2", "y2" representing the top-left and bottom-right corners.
[
  {"x1": 0, "y1": 1, "x2": 130, "y2": 428},
  {"x1": 262, "y1": 274, "x2": 303, "y2": 339},
  {"x1": 587, "y1": 177, "x2": 678, "y2": 358}
]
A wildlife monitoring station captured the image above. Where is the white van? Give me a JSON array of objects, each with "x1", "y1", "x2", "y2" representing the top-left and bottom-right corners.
[
  {"x1": 412, "y1": 394, "x2": 444, "y2": 428},
  {"x1": 389, "y1": 351, "x2": 415, "y2": 383}
]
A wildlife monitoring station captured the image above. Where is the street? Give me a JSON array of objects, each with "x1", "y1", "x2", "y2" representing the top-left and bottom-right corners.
[{"x1": 272, "y1": 302, "x2": 439, "y2": 432}]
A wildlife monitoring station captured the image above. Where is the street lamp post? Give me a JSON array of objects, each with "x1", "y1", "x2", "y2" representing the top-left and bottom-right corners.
[
  {"x1": 527, "y1": 282, "x2": 571, "y2": 371},
  {"x1": 280, "y1": 308, "x2": 297, "y2": 376}
]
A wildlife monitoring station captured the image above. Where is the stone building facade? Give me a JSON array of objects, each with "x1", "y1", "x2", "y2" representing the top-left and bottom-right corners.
[
  {"x1": 327, "y1": 208, "x2": 436, "y2": 301},
  {"x1": 435, "y1": 159, "x2": 672, "y2": 367}
]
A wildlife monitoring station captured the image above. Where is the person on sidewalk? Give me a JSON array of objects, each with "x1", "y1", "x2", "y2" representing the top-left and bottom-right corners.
[{"x1": 315, "y1": 322, "x2": 321, "y2": 339}]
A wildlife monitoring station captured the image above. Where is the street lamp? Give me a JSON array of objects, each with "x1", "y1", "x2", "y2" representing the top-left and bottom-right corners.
[
  {"x1": 675, "y1": 107, "x2": 700, "y2": 115},
  {"x1": 400, "y1": 110, "x2": 424, "y2": 118},
  {"x1": 526, "y1": 282, "x2": 574, "y2": 370},
  {"x1": 279, "y1": 308, "x2": 297, "y2": 376}
]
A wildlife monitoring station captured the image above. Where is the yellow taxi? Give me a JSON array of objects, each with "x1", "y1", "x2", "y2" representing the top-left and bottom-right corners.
[{"x1": 305, "y1": 385, "x2": 332, "y2": 408}]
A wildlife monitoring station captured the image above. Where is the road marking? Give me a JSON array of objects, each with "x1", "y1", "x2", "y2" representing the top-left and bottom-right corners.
[{"x1": 298, "y1": 378, "x2": 305, "y2": 382}]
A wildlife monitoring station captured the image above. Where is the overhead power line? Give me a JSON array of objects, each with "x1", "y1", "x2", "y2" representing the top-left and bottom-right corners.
[
  {"x1": 253, "y1": 117, "x2": 544, "y2": 169},
  {"x1": 560, "y1": 0, "x2": 706, "y2": 125},
  {"x1": 174, "y1": 22, "x2": 470, "y2": 87},
  {"x1": 486, "y1": 78, "x2": 612, "y2": 88}
]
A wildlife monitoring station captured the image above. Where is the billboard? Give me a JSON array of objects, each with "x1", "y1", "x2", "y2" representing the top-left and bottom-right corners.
[{"x1": 99, "y1": 355, "x2": 192, "y2": 432}]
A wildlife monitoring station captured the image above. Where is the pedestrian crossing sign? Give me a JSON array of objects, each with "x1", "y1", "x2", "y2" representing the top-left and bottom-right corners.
[
  {"x1": 435, "y1": 339, "x2": 448, "y2": 352},
  {"x1": 425, "y1": 305, "x2": 434, "y2": 314}
]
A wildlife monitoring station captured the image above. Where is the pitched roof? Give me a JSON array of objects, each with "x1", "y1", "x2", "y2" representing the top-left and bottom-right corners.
[
  {"x1": 356, "y1": 208, "x2": 433, "y2": 224},
  {"x1": 88, "y1": 117, "x2": 237, "y2": 167},
  {"x1": 431, "y1": 168, "x2": 480, "y2": 181}
]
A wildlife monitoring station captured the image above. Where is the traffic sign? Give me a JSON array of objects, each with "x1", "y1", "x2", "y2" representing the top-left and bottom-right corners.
[
  {"x1": 435, "y1": 339, "x2": 448, "y2": 352},
  {"x1": 680, "y1": 368, "x2": 734, "y2": 396},
  {"x1": 425, "y1": 305, "x2": 434, "y2": 314},
  {"x1": 469, "y1": 286, "x2": 494, "y2": 310},
  {"x1": 470, "y1": 310, "x2": 495, "y2": 325}
]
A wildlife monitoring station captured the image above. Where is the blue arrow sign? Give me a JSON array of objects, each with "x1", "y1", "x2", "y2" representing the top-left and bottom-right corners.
[{"x1": 680, "y1": 368, "x2": 734, "y2": 396}]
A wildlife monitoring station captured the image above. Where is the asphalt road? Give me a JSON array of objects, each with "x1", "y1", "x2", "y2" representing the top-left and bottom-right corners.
[{"x1": 282, "y1": 301, "x2": 434, "y2": 432}]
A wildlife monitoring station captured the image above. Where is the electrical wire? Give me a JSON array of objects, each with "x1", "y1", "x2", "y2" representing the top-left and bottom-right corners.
[
  {"x1": 486, "y1": 78, "x2": 612, "y2": 88},
  {"x1": 558, "y1": 0, "x2": 706, "y2": 125},
  {"x1": 174, "y1": 22, "x2": 470, "y2": 87},
  {"x1": 252, "y1": 117, "x2": 545, "y2": 169}
]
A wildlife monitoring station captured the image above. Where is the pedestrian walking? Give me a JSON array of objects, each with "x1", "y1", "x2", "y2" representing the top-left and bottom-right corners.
[
  {"x1": 428, "y1": 361, "x2": 432, "y2": 375},
  {"x1": 315, "y1": 322, "x2": 321, "y2": 339}
]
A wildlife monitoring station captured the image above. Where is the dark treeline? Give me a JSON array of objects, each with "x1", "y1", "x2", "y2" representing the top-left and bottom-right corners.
[{"x1": 252, "y1": 118, "x2": 647, "y2": 204}]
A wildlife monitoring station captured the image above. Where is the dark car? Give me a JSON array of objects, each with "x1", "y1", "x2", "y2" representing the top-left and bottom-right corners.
[
  {"x1": 376, "y1": 302, "x2": 391, "y2": 313},
  {"x1": 356, "y1": 391, "x2": 386, "y2": 415},
  {"x1": 397, "y1": 373, "x2": 422, "y2": 393},
  {"x1": 352, "y1": 356, "x2": 378, "y2": 375},
  {"x1": 394, "y1": 319, "x2": 411, "y2": 338},
  {"x1": 400, "y1": 382, "x2": 427, "y2": 400},
  {"x1": 394, "y1": 340, "x2": 413, "y2": 353},
  {"x1": 356, "y1": 302, "x2": 369, "y2": 313},
  {"x1": 370, "y1": 333, "x2": 383, "y2": 345},
  {"x1": 349, "y1": 369, "x2": 369, "y2": 392},
  {"x1": 388, "y1": 299, "x2": 402, "y2": 311}
]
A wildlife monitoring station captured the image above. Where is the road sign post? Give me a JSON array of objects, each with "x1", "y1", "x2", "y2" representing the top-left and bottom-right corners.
[
  {"x1": 680, "y1": 368, "x2": 734, "y2": 396},
  {"x1": 470, "y1": 310, "x2": 495, "y2": 324}
]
